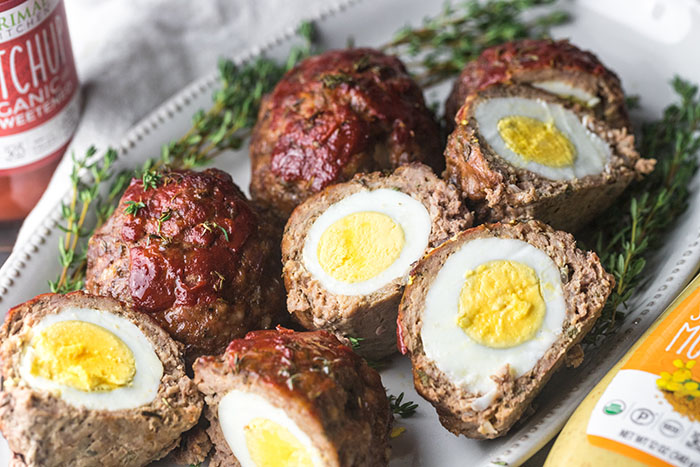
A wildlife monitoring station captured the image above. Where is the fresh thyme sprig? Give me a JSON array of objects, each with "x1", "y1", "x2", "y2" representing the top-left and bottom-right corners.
[
  {"x1": 50, "y1": 147, "x2": 120, "y2": 294},
  {"x1": 389, "y1": 392, "x2": 418, "y2": 418},
  {"x1": 348, "y1": 336, "x2": 365, "y2": 351},
  {"x1": 382, "y1": 0, "x2": 569, "y2": 88},
  {"x1": 50, "y1": 22, "x2": 317, "y2": 293},
  {"x1": 586, "y1": 77, "x2": 700, "y2": 344}
]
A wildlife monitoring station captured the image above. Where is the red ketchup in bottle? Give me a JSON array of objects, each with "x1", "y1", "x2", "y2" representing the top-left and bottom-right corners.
[{"x1": 0, "y1": 0, "x2": 79, "y2": 221}]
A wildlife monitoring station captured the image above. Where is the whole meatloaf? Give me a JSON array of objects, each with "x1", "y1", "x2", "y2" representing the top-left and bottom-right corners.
[
  {"x1": 282, "y1": 164, "x2": 472, "y2": 359},
  {"x1": 444, "y1": 85, "x2": 654, "y2": 232},
  {"x1": 397, "y1": 220, "x2": 613, "y2": 438},
  {"x1": 444, "y1": 38, "x2": 630, "y2": 132},
  {"x1": 85, "y1": 168, "x2": 286, "y2": 363},
  {"x1": 249, "y1": 48, "x2": 443, "y2": 220},
  {"x1": 0, "y1": 292, "x2": 202, "y2": 466},
  {"x1": 194, "y1": 327, "x2": 392, "y2": 467}
]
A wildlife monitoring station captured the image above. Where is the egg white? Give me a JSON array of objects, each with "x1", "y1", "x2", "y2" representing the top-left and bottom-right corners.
[
  {"x1": 420, "y1": 238, "x2": 567, "y2": 401},
  {"x1": 19, "y1": 307, "x2": 163, "y2": 411},
  {"x1": 218, "y1": 390, "x2": 325, "y2": 467},
  {"x1": 303, "y1": 189, "x2": 431, "y2": 296},
  {"x1": 474, "y1": 96, "x2": 611, "y2": 181},
  {"x1": 532, "y1": 80, "x2": 601, "y2": 107}
]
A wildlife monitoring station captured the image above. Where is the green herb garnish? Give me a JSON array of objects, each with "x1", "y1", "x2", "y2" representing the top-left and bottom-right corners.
[
  {"x1": 586, "y1": 77, "x2": 700, "y2": 343},
  {"x1": 123, "y1": 200, "x2": 146, "y2": 215},
  {"x1": 389, "y1": 392, "x2": 418, "y2": 418},
  {"x1": 382, "y1": 0, "x2": 569, "y2": 87}
]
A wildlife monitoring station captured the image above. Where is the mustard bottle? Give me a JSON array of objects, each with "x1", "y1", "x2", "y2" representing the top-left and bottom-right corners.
[{"x1": 546, "y1": 274, "x2": 700, "y2": 467}]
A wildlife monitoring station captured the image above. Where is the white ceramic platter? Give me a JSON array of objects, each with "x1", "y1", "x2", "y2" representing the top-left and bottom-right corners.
[{"x1": 1, "y1": 0, "x2": 700, "y2": 465}]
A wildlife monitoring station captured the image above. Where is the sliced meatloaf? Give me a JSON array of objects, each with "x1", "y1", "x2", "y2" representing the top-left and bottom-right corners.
[
  {"x1": 250, "y1": 48, "x2": 443, "y2": 221},
  {"x1": 444, "y1": 85, "x2": 654, "y2": 232},
  {"x1": 194, "y1": 327, "x2": 392, "y2": 467},
  {"x1": 444, "y1": 38, "x2": 630, "y2": 132},
  {"x1": 0, "y1": 292, "x2": 202, "y2": 466},
  {"x1": 397, "y1": 220, "x2": 614, "y2": 439},
  {"x1": 85, "y1": 168, "x2": 286, "y2": 363},
  {"x1": 282, "y1": 163, "x2": 472, "y2": 359}
]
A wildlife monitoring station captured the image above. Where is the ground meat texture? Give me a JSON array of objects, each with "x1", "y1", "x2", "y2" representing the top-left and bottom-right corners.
[
  {"x1": 397, "y1": 220, "x2": 614, "y2": 439},
  {"x1": 282, "y1": 164, "x2": 472, "y2": 359},
  {"x1": 249, "y1": 48, "x2": 443, "y2": 221},
  {"x1": 444, "y1": 85, "x2": 654, "y2": 232},
  {"x1": 444, "y1": 39, "x2": 630, "y2": 132},
  {"x1": 0, "y1": 292, "x2": 202, "y2": 466},
  {"x1": 193, "y1": 327, "x2": 392, "y2": 467},
  {"x1": 85, "y1": 168, "x2": 286, "y2": 362}
]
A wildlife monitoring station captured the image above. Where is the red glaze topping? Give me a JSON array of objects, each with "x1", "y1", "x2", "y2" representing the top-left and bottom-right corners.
[
  {"x1": 266, "y1": 48, "x2": 436, "y2": 191},
  {"x1": 458, "y1": 38, "x2": 610, "y2": 97},
  {"x1": 119, "y1": 169, "x2": 256, "y2": 313},
  {"x1": 226, "y1": 327, "x2": 364, "y2": 400}
]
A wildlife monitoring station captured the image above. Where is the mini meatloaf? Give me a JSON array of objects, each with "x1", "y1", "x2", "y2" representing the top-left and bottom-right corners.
[
  {"x1": 194, "y1": 327, "x2": 392, "y2": 467},
  {"x1": 444, "y1": 85, "x2": 654, "y2": 232},
  {"x1": 85, "y1": 168, "x2": 286, "y2": 362},
  {"x1": 249, "y1": 47, "x2": 443, "y2": 220},
  {"x1": 397, "y1": 220, "x2": 613, "y2": 439},
  {"x1": 0, "y1": 292, "x2": 202, "y2": 466},
  {"x1": 444, "y1": 39, "x2": 630, "y2": 132},
  {"x1": 282, "y1": 164, "x2": 472, "y2": 359}
]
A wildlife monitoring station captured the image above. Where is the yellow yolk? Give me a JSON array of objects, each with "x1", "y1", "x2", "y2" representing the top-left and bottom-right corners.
[
  {"x1": 29, "y1": 320, "x2": 136, "y2": 392},
  {"x1": 244, "y1": 418, "x2": 313, "y2": 467},
  {"x1": 317, "y1": 211, "x2": 404, "y2": 283},
  {"x1": 456, "y1": 260, "x2": 546, "y2": 348},
  {"x1": 497, "y1": 115, "x2": 576, "y2": 167}
]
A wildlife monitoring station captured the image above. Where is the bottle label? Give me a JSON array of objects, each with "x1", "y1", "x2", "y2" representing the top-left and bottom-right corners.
[
  {"x1": 0, "y1": 0, "x2": 79, "y2": 171},
  {"x1": 587, "y1": 287, "x2": 700, "y2": 467}
]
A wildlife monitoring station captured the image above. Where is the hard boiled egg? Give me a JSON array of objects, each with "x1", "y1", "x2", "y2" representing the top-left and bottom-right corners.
[
  {"x1": 302, "y1": 188, "x2": 431, "y2": 296},
  {"x1": 19, "y1": 306, "x2": 163, "y2": 410},
  {"x1": 420, "y1": 237, "x2": 567, "y2": 401},
  {"x1": 217, "y1": 390, "x2": 325, "y2": 467},
  {"x1": 474, "y1": 97, "x2": 611, "y2": 181}
]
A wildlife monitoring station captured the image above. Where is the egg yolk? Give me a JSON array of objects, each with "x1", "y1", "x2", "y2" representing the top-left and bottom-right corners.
[
  {"x1": 497, "y1": 115, "x2": 576, "y2": 167},
  {"x1": 456, "y1": 260, "x2": 546, "y2": 348},
  {"x1": 244, "y1": 417, "x2": 313, "y2": 467},
  {"x1": 317, "y1": 211, "x2": 404, "y2": 283},
  {"x1": 29, "y1": 320, "x2": 136, "y2": 392}
]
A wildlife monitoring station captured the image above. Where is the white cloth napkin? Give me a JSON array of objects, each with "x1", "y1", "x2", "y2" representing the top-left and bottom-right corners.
[{"x1": 17, "y1": 0, "x2": 326, "y2": 245}]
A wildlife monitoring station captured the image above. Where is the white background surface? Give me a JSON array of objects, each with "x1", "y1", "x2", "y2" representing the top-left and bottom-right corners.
[{"x1": 3, "y1": 0, "x2": 700, "y2": 466}]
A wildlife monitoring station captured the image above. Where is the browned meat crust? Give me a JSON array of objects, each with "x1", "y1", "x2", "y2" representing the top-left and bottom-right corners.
[
  {"x1": 85, "y1": 168, "x2": 286, "y2": 363},
  {"x1": 444, "y1": 85, "x2": 654, "y2": 232},
  {"x1": 0, "y1": 292, "x2": 202, "y2": 466},
  {"x1": 250, "y1": 48, "x2": 443, "y2": 221},
  {"x1": 444, "y1": 39, "x2": 630, "y2": 132},
  {"x1": 282, "y1": 164, "x2": 472, "y2": 359},
  {"x1": 397, "y1": 220, "x2": 614, "y2": 439},
  {"x1": 193, "y1": 327, "x2": 392, "y2": 467}
]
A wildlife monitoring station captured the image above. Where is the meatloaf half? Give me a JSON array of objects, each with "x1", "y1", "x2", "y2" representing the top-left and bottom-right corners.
[
  {"x1": 85, "y1": 168, "x2": 286, "y2": 363},
  {"x1": 249, "y1": 48, "x2": 443, "y2": 221},
  {"x1": 444, "y1": 85, "x2": 654, "y2": 232},
  {"x1": 194, "y1": 327, "x2": 392, "y2": 467},
  {"x1": 444, "y1": 39, "x2": 630, "y2": 132},
  {"x1": 397, "y1": 220, "x2": 613, "y2": 439},
  {"x1": 282, "y1": 163, "x2": 472, "y2": 359},
  {"x1": 0, "y1": 292, "x2": 202, "y2": 466}
]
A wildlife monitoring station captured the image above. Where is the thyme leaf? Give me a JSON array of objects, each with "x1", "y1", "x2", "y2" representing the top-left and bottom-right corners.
[
  {"x1": 123, "y1": 200, "x2": 146, "y2": 215},
  {"x1": 389, "y1": 392, "x2": 418, "y2": 418}
]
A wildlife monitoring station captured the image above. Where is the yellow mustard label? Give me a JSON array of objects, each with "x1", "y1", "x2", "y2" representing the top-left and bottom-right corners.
[{"x1": 586, "y1": 287, "x2": 700, "y2": 466}]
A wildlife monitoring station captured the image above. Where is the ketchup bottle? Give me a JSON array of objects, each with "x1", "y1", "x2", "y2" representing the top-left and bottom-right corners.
[{"x1": 0, "y1": 0, "x2": 80, "y2": 221}]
